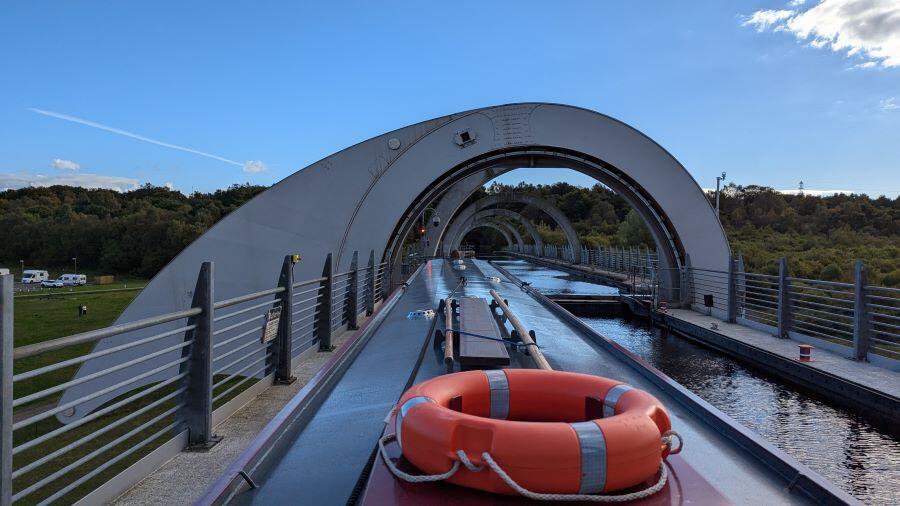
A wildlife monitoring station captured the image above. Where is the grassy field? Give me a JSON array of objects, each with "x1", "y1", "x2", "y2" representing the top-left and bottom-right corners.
[
  {"x1": 7, "y1": 278, "x2": 273, "y2": 504},
  {"x1": 12, "y1": 288, "x2": 144, "y2": 406}
]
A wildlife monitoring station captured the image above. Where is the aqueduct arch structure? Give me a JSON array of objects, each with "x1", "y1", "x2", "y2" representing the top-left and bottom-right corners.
[
  {"x1": 61, "y1": 103, "x2": 730, "y2": 419},
  {"x1": 450, "y1": 208, "x2": 543, "y2": 253},
  {"x1": 443, "y1": 194, "x2": 577, "y2": 256},
  {"x1": 459, "y1": 220, "x2": 517, "y2": 251}
]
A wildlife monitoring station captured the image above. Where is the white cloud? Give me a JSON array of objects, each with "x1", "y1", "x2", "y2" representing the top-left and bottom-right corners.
[
  {"x1": 242, "y1": 160, "x2": 267, "y2": 173},
  {"x1": 881, "y1": 97, "x2": 899, "y2": 110},
  {"x1": 742, "y1": 0, "x2": 900, "y2": 68},
  {"x1": 778, "y1": 188, "x2": 855, "y2": 196},
  {"x1": 164, "y1": 181, "x2": 175, "y2": 190},
  {"x1": 51, "y1": 158, "x2": 80, "y2": 171},
  {"x1": 703, "y1": 186, "x2": 856, "y2": 196},
  {"x1": 0, "y1": 171, "x2": 139, "y2": 192},
  {"x1": 742, "y1": 9, "x2": 796, "y2": 32},
  {"x1": 789, "y1": 0, "x2": 807, "y2": 6}
]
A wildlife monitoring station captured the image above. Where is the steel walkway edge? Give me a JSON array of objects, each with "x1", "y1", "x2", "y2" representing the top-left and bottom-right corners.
[
  {"x1": 489, "y1": 261, "x2": 859, "y2": 506},
  {"x1": 196, "y1": 265, "x2": 423, "y2": 506}
]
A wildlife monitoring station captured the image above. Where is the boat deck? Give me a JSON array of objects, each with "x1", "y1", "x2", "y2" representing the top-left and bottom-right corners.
[{"x1": 218, "y1": 259, "x2": 852, "y2": 505}]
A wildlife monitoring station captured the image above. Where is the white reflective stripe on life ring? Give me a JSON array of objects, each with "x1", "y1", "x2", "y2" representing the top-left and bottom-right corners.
[
  {"x1": 603, "y1": 384, "x2": 633, "y2": 418},
  {"x1": 396, "y1": 396, "x2": 435, "y2": 450}
]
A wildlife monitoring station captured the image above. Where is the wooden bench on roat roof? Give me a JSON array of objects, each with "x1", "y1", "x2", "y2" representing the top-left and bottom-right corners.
[{"x1": 456, "y1": 297, "x2": 510, "y2": 368}]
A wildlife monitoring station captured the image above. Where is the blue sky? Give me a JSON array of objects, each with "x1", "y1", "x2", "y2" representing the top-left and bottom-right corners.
[{"x1": 1, "y1": 1, "x2": 898, "y2": 196}]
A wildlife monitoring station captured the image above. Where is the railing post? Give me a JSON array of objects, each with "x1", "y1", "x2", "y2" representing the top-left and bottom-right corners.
[
  {"x1": 348, "y1": 251, "x2": 359, "y2": 330},
  {"x1": 318, "y1": 254, "x2": 335, "y2": 351},
  {"x1": 1, "y1": 274, "x2": 13, "y2": 506},
  {"x1": 853, "y1": 260, "x2": 870, "y2": 361},
  {"x1": 274, "y1": 255, "x2": 297, "y2": 385},
  {"x1": 727, "y1": 255, "x2": 737, "y2": 323},
  {"x1": 366, "y1": 250, "x2": 375, "y2": 316},
  {"x1": 681, "y1": 255, "x2": 693, "y2": 307},
  {"x1": 777, "y1": 257, "x2": 791, "y2": 339},
  {"x1": 184, "y1": 262, "x2": 221, "y2": 450}
]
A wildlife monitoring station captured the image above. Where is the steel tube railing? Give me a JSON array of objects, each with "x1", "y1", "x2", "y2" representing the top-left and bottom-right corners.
[
  {"x1": 212, "y1": 324, "x2": 266, "y2": 351},
  {"x1": 0, "y1": 250, "x2": 392, "y2": 504},
  {"x1": 13, "y1": 405, "x2": 184, "y2": 501},
  {"x1": 13, "y1": 339, "x2": 193, "y2": 407},
  {"x1": 14, "y1": 356, "x2": 190, "y2": 430},
  {"x1": 37, "y1": 421, "x2": 182, "y2": 505},
  {"x1": 212, "y1": 313, "x2": 266, "y2": 336},
  {"x1": 12, "y1": 372, "x2": 188, "y2": 455},
  {"x1": 13, "y1": 308, "x2": 200, "y2": 360},
  {"x1": 213, "y1": 298, "x2": 278, "y2": 323},
  {"x1": 213, "y1": 353, "x2": 271, "y2": 390},
  {"x1": 13, "y1": 324, "x2": 196, "y2": 382},
  {"x1": 213, "y1": 287, "x2": 284, "y2": 310},
  {"x1": 12, "y1": 387, "x2": 186, "y2": 479},
  {"x1": 212, "y1": 362, "x2": 271, "y2": 404}
]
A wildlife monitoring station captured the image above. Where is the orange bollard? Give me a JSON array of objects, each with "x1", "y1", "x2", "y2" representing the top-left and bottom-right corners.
[{"x1": 798, "y1": 344, "x2": 814, "y2": 362}]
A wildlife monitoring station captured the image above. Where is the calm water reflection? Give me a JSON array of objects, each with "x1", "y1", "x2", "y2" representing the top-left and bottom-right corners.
[
  {"x1": 492, "y1": 260, "x2": 618, "y2": 295},
  {"x1": 503, "y1": 259, "x2": 900, "y2": 504}
]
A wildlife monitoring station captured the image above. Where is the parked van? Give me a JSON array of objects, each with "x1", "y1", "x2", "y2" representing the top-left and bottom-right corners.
[
  {"x1": 0, "y1": 268, "x2": 9, "y2": 276},
  {"x1": 21, "y1": 270, "x2": 49, "y2": 284},
  {"x1": 60, "y1": 274, "x2": 87, "y2": 286}
]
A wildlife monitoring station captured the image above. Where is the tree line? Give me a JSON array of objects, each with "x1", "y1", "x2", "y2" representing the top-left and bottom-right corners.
[
  {"x1": 0, "y1": 184, "x2": 265, "y2": 278},
  {"x1": 2, "y1": 182, "x2": 898, "y2": 285},
  {"x1": 475, "y1": 182, "x2": 900, "y2": 286}
]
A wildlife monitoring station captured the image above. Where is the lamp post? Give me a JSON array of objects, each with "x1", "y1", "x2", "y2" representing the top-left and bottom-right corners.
[
  {"x1": 72, "y1": 257, "x2": 77, "y2": 275},
  {"x1": 715, "y1": 171, "x2": 727, "y2": 217},
  {"x1": 19, "y1": 260, "x2": 24, "y2": 277}
]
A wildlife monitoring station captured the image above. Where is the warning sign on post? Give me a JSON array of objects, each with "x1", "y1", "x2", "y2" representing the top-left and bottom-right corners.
[{"x1": 261, "y1": 305, "x2": 282, "y2": 344}]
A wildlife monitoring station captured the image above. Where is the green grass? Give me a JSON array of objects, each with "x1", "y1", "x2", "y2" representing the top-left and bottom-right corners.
[
  {"x1": 8, "y1": 281, "x2": 271, "y2": 504},
  {"x1": 14, "y1": 289, "x2": 143, "y2": 401}
]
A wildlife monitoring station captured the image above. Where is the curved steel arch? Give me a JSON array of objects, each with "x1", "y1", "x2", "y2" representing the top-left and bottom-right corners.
[
  {"x1": 443, "y1": 193, "x2": 579, "y2": 259},
  {"x1": 61, "y1": 103, "x2": 730, "y2": 420},
  {"x1": 447, "y1": 208, "x2": 541, "y2": 253},
  {"x1": 458, "y1": 220, "x2": 516, "y2": 250}
]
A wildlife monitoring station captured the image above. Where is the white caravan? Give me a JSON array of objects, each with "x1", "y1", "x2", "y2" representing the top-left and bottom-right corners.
[
  {"x1": 21, "y1": 270, "x2": 50, "y2": 284},
  {"x1": 60, "y1": 274, "x2": 87, "y2": 286}
]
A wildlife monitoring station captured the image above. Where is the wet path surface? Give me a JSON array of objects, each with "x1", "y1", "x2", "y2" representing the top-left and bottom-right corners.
[{"x1": 496, "y1": 259, "x2": 900, "y2": 505}]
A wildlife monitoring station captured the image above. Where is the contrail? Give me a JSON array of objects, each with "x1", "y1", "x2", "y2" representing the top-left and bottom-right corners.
[{"x1": 30, "y1": 108, "x2": 244, "y2": 168}]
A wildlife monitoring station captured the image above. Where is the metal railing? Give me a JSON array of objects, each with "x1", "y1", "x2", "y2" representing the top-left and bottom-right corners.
[
  {"x1": 507, "y1": 244, "x2": 659, "y2": 290},
  {"x1": 507, "y1": 245, "x2": 898, "y2": 364},
  {"x1": 0, "y1": 250, "x2": 389, "y2": 505},
  {"x1": 684, "y1": 258, "x2": 899, "y2": 362}
]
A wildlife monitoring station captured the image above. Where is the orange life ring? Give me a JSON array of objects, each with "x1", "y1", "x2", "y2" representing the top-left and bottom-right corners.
[{"x1": 394, "y1": 369, "x2": 673, "y2": 495}]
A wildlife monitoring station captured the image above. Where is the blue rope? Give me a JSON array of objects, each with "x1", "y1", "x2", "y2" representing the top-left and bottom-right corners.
[{"x1": 440, "y1": 328, "x2": 541, "y2": 350}]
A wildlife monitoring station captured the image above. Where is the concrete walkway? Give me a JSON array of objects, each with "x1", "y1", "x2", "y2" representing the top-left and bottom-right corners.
[
  {"x1": 667, "y1": 308, "x2": 900, "y2": 399},
  {"x1": 112, "y1": 328, "x2": 360, "y2": 506}
]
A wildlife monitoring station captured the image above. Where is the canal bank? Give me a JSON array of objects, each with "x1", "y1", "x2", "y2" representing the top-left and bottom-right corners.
[{"x1": 493, "y1": 259, "x2": 900, "y2": 505}]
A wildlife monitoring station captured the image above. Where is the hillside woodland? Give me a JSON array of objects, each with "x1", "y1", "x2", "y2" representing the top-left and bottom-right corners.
[{"x1": 2, "y1": 182, "x2": 898, "y2": 285}]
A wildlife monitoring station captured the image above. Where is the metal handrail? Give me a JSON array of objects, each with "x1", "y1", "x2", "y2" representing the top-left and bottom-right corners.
[
  {"x1": 13, "y1": 307, "x2": 201, "y2": 359},
  {"x1": 214, "y1": 286, "x2": 284, "y2": 310}
]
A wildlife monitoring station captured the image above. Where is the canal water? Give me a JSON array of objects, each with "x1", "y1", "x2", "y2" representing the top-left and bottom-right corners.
[{"x1": 494, "y1": 259, "x2": 900, "y2": 505}]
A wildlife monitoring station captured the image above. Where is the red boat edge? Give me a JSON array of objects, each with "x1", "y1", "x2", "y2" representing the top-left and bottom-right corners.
[{"x1": 359, "y1": 413, "x2": 731, "y2": 505}]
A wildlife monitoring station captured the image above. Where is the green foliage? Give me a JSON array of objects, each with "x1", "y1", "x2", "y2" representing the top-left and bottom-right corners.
[
  {"x1": 883, "y1": 270, "x2": 900, "y2": 287},
  {"x1": 482, "y1": 181, "x2": 898, "y2": 283},
  {"x1": 4, "y1": 181, "x2": 898, "y2": 286},
  {"x1": 0, "y1": 184, "x2": 265, "y2": 277},
  {"x1": 616, "y1": 209, "x2": 654, "y2": 248}
]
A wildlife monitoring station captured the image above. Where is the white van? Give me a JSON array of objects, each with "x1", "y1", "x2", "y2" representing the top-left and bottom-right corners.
[
  {"x1": 22, "y1": 270, "x2": 50, "y2": 284},
  {"x1": 0, "y1": 268, "x2": 9, "y2": 276},
  {"x1": 60, "y1": 274, "x2": 87, "y2": 286}
]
